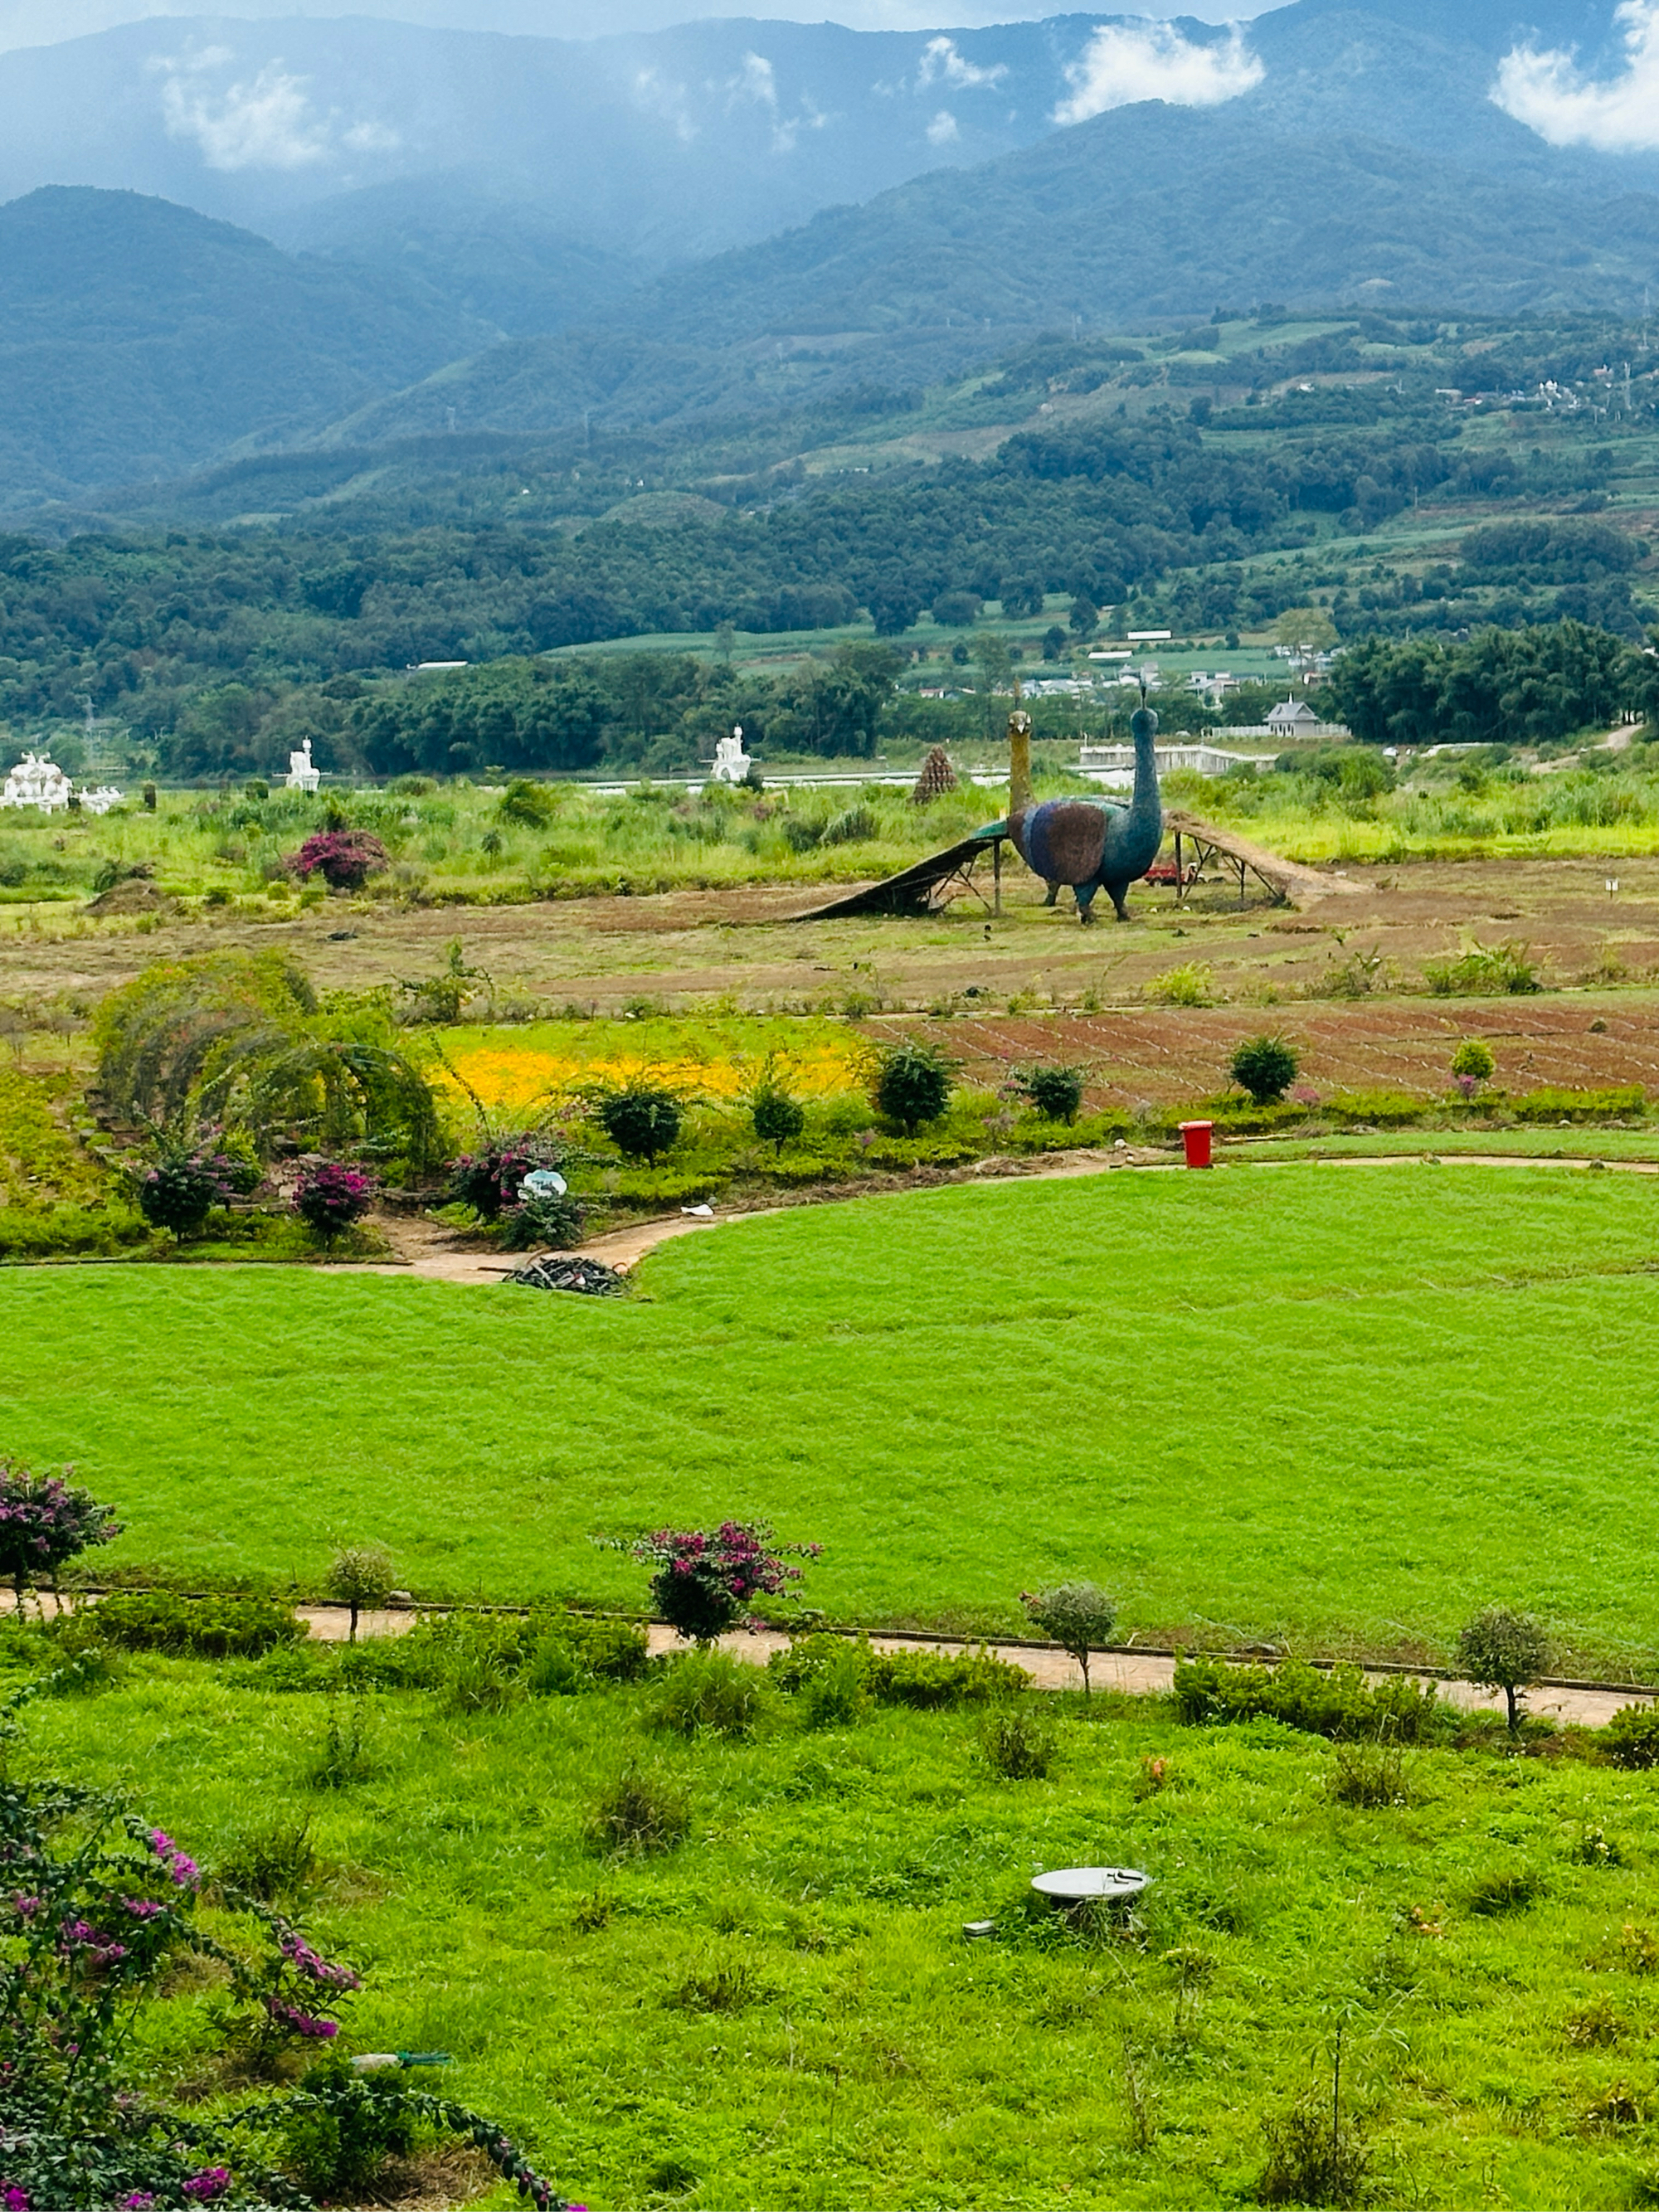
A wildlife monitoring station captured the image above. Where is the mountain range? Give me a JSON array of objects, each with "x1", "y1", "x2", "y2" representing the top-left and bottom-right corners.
[{"x1": 2, "y1": 0, "x2": 1659, "y2": 508}]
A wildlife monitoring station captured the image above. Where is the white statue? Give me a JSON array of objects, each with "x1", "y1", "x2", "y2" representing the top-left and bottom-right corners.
[
  {"x1": 79, "y1": 785, "x2": 124, "y2": 815},
  {"x1": 1, "y1": 752, "x2": 73, "y2": 813},
  {"x1": 709, "y1": 724, "x2": 753, "y2": 785},
  {"x1": 286, "y1": 738, "x2": 321, "y2": 794}
]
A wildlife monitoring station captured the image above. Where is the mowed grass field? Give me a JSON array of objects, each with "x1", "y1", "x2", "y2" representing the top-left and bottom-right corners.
[{"x1": 12, "y1": 1163, "x2": 1659, "y2": 1670}]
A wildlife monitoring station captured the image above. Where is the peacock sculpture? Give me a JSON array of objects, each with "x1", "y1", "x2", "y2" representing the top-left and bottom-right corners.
[{"x1": 985, "y1": 703, "x2": 1165, "y2": 923}]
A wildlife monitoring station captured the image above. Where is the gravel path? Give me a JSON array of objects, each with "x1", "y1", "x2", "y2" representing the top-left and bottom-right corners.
[{"x1": 290, "y1": 1606, "x2": 1647, "y2": 1729}]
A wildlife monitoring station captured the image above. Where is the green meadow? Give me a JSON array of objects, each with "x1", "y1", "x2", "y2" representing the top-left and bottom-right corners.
[
  {"x1": 12, "y1": 1163, "x2": 1659, "y2": 1672},
  {"x1": 22, "y1": 1653, "x2": 1659, "y2": 2212}
]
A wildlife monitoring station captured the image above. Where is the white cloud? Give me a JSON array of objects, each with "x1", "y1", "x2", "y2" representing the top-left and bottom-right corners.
[
  {"x1": 631, "y1": 64, "x2": 698, "y2": 142},
  {"x1": 731, "y1": 50, "x2": 777, "y2": 108},
  {"x1": 917, "y1": 36, "x2": 1006, "y2": 90},
  {"x1": 1053, "y1": 22, "x2": 1263, "y2": 127},
  {"x1": 1492, "y1": 0, "x2": 1659, "y2": 151},
  {"x1": 150, "y1": 44, "x2": 399, "y2": 169},
  {"x1": 926, "y1": 107, "x2": 959, "y2": 143}
]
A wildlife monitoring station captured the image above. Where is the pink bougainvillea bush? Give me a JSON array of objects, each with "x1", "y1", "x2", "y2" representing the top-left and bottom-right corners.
[
  {"x1": 285, "y1": 830, "x2": 388, "y2": 893},
  {"x1": 292, "y1": 1162, "x2": 378, "y2": 1242},
  {"x1": 0, "y1": 1460, "x2": 119, "y2": 1608},
  {"x1": 0, "y1": 1727, "x2": 577, "y2": 2212},
  {"x1": 629, "y1": 1521, "x2": 821, "y2": 1642}
]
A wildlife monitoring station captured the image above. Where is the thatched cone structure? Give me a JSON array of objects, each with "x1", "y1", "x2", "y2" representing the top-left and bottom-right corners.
[{"x1": 910, "y1": 746, "x2": 959, "y2": 805}]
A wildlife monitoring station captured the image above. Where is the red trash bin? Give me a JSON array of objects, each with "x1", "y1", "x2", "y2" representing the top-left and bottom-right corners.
[{"x1": 1179, "y1": 1121, "x2": 1214, "y2": 1169}]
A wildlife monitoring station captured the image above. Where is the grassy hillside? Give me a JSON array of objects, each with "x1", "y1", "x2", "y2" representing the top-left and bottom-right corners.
[{"x1": 10, "y1": 1165, "x2": 1659, "y2": 1671}]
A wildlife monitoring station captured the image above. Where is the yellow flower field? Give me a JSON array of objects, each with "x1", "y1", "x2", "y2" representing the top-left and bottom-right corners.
[{"x1": 433, "y1": 1017, "x2": 866, "y2": 1116}]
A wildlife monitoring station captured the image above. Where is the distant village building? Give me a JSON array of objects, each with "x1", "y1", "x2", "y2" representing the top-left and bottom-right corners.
[
  {"x1": 1078, "y1": 742, "x2": 1253, "y2": 780},
  {"x1": 1267, "y1": 699, "x2": 1323, "y2": 737}
]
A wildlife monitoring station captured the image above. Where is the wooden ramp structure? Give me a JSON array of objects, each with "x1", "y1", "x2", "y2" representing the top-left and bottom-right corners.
[
  {"x1": 791, "y1": 830, "x2": 1004, "y2": 920},
  {"x1": 1165, "y1": 810, "x2": 1370, "y2": 909},
  {"x1": 790, "y1": 814, "x2": 1366, "y2": 921}
]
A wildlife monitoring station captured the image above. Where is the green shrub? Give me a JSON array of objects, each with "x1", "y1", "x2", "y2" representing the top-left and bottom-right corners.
[
  {"x1": 1510, "y1": 1085, "x2": 1645, "y2": 1123},
  {"x1": 323, "y1": 1544, "x2": 392, "y2": 1641},
  {"x1": 1017, "y1": 1066, "x2": 1087, "y2": 1124},
  {"x1": 1228, "y1": 1034, "x2": 1299, "y2": 1106},
  {"x1": 1325, "y1": 1089, "x2": 1430, "y2": 1127},
  {"x1": 797, "y1": 1641, "x2": 870, "y2": 1728},
  {"x1": 1423, "y1": 939, "x2": 1541, "y2": 995},
  {"x1": 1603, "y1": 1703, "x2": 1659, "y2": 1770},
  {"x1": 282, "y1": 2065, "x2": 421, "y2": 2203},
  {"x1": 217, "y1": 1816, "x2": 316, "y2": 1902},
  {"x1": 86, "y1": 1589, "x2": 305, "y2": 1659},
  {"x1": 1171, "y1": 1655, "x2": 1441, "y2": 1742},
  {"x1": 585, "y1": 1765, "x2": 692, "y2": 1856},
  {"x1": 1466, "y1": 1864, "x2": 1541, "y2": 1916},
  {"x1": 596, "y1": 1086, "x2": 684, "y2": 1162},
  {"x1": 651, "y1": 1648, "x2": 771, "y2": 1738},
  {"x1": 770, "y1": 1633, "x2": 1028, "y2": 1709},
  {"x1": 979, "y1": 1704, "x2": 1058, "y2": 1780},
  {"x1": 873, "y1": 1043, "x2": 953, "y2": 1135},
  {"x1": 1451, "y1": 1037, "x2": 1496, "y2": 1083},
  {"x1": 1144, "y1": 961, "x2": 1215, "y2": 1007}
]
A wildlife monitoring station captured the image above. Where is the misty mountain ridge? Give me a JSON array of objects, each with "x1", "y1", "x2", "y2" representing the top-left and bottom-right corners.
[{"x1": 4, "y1": 0, "x2": 1659, "y2": 505}]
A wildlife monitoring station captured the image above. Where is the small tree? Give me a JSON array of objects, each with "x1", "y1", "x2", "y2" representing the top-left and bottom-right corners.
[
  {"x1": 1017, "y1": 1065, "x2": 1086, "y2": 1125},
  {"x1": 873, "y1": 1043, "x2": 952, "y2": 1135},
  {"x1": 596, "y1": 1086, "x2": 684, "y2": 1164},
  {"x1": 1457, "y1": 1606, "x2": 1552, "y2": 1733},
  {"x1": 294, "y1": 1162, "x2": 378, "y2": 1243},
  {"x1": 752, "y1": 1085, "x2": 805, "y2": 1155},
  {"x1": 324, "y1": 1544, "x2": 394, "y2": 1642},
  {"x1": 629, "y1": 1522, "x2": 820, "y2": 1644},
  {"x1": 1451, "y1": 1038, "x2": 1496, "y2": 1086},
  {"x1": 0, "y1": 1458, "x2": 120, "y2": 1612},
  {"x1": 1021, "y1": 1582, "x2": 1117, "y2": 1695},
  {"x1": 1229, "y1": 1034, "x2": 1300, "y2": 1106}
]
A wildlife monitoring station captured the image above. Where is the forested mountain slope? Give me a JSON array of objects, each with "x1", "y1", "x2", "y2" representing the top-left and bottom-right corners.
[{"x1": 0, "y1": 189, "x2": 479, "y2": 498}]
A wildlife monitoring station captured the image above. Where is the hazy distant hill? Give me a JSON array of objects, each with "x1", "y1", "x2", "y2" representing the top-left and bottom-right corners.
[
  {"x1": 328, "y1": 103, "x2": 1659, "y2": 450},
  {"x1": 0, "y1": 188, "x2": 479, "y2": 498},
  {"x1": 0, "y1": 0, "x2": 1652, "y2": 336}
]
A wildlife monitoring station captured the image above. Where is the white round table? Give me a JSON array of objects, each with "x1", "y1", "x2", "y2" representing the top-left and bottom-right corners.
[{"x1": 1031, "y1": 1867, "x2": 1150, "y2": 1905}]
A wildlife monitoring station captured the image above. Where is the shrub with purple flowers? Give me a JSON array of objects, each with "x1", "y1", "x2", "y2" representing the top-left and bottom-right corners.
[
  {"x1": 0, "y1": 1460, "x2": 119, "y2": 1610},
  {"x1": 135, "y1": 1144, "x2": 250, "y2": 1240},
  {"x1": 291, "y1": 1161, "x2": 377, "y2": 1242},
  {"x1": 285, "y1": 830, "x2": 388, "y2": 893},
  {"x1": 628, "y1": 1521, "x2": 821, "y2": 1643},
  {"x1": 0, "y1": 1691, "x2": 577, "y2": 2212}
]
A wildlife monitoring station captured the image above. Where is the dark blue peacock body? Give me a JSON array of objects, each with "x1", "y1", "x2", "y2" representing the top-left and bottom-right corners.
[{"x1": 999, "y1": 706, "x2": 1164, "y2": 922}]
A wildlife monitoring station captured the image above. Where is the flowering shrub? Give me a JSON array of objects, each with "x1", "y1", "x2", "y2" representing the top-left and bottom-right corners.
[
  {"x1": 285, "y1": 830, "x2": 388, "y2": 892},
  {"x1": 0, "y1": 1719, "x2": 577, "y2": 2211},
  {"x1": 136, "y1": 1145, "x2": 250, "y2": 1239},
  {"x1": 629, "y1": 1521, "x2": 820, "y2": 1643},
  {"x1": 292, "y1": 1162, "x2": 377, "y2": 1242},
  {"x1": 447, "y1": 1140, "x2": 562, "y2": 1220},
  {"x1": 0, "y1": 1460, "x2": 119, "y2": 1608}
]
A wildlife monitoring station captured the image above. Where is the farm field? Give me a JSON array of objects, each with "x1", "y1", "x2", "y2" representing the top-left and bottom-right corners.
[
  {"x1": 12, "y1": 1164, "x2": 1659, "y2": 1675},
  {"x1": 21, "y1": 1646, "x2": 1659, "y2": 2212}
]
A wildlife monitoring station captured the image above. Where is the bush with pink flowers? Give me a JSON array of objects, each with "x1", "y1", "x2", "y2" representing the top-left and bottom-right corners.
[
  {"x1": 292, "y1": 1161, "x2": 378, "y2": 1242},
  {"x1": 628, "y1": 1520, "x2": 821, "y2": 1643},
  {"x1": 285, "y1": 830, "x2": 388, "y2": 893}
]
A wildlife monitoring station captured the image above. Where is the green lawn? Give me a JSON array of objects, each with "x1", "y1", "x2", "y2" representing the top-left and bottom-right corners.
[
  {"x1": 12, "y1": 1164, "x2": 1659, "y2": 1672},
  {"x1": 26, "y1": 1658, "x2": 1659, "y2": 2211}
]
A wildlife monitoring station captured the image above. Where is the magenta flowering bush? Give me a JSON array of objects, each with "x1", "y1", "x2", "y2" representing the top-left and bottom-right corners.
[
  {"x1": 630, "y1": 1521, "x2": 822, "y2": 1643},
  {"x1": 292, "y1": 1161, "x2": 378, "y2": 1242},
  {"x1": 0, "y1": 1714, "x2": 577, "y2": 2212},
  {"x1": 0, "y1": 1459, "x2": 120, "y2": 1609},
  {"x1": 285, "y1": 829, "x2": 388, "y2": 893}
]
